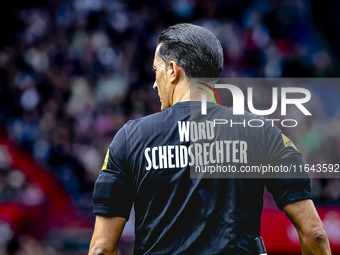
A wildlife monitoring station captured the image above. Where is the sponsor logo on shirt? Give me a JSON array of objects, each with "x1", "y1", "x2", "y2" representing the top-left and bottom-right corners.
[
  {"x1": 282, "y1": 134, "x2": 299, "y2": 152},
  {"x1": 102, "y1": 149, "x2": 110, "y2": 170}
]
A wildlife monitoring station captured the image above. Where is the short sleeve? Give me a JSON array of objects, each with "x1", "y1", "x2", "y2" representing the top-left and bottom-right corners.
[
  {"x1": 263, "y1": 122, "x2": 312, "y2": 210},
  {"x1": 93, "y1": 127, "x2": 134, "y2": 220}
]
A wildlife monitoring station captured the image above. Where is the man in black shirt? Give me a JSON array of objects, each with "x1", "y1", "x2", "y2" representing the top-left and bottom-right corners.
[{"x1": 89, "y1": 24, "x2": 331, "y2": 255}]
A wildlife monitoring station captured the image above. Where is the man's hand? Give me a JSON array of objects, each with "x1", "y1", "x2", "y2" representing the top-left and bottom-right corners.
[
  {"x1": 88, "y1": 215, "x2": 127, "y2": 255},
  {"x1": 283, "y1": 199, "x2": 331, "y2": 255}
]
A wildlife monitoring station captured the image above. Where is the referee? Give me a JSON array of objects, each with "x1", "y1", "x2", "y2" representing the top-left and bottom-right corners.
[{"x1": 88, "y1": 24, "x2": 331, "y2": 255}]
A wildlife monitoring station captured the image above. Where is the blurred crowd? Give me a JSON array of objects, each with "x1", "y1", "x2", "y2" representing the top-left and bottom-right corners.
[{"x1": 0, "y1": 0, "x2": 339, "y2": 253}]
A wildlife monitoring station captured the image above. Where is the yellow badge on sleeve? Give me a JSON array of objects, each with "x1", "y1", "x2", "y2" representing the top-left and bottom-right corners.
[
  {"x1": 282, "y1": 134, "x2": 299, "y2": 152},
  {"x1": 101, "y1": 149, "x2": 110, "y2": 170}
]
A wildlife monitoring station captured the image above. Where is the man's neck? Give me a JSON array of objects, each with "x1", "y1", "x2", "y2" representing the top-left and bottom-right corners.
[{"x1": 171, "y1": 83, "x2": 214, "y2": 106}]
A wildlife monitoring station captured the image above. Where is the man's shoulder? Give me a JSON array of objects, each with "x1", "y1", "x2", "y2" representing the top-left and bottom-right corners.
[
  {"x1": 123, "y1": 111, "x2": 166, "y2": 134},
  {"x1": 214, "y1": 105, "x2": 264, "y2": 119},
  {"x1": 109, "y1": 111, "x2": 167, "y2": 155}
]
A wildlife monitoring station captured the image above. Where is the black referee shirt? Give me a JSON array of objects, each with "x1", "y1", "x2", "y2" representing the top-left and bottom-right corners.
[{"x1": 93, "y1": 101, "x2": 312, "y2": 255}]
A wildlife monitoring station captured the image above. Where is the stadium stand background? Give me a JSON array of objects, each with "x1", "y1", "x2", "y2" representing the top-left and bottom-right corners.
[{"x1": 0, "y1": 0, "x2": 339, "y2": 254}]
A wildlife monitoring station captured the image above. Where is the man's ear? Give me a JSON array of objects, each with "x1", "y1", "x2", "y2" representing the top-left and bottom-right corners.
[{"x1": 168, "y1": 61, "x2": 180, "y2": 84}]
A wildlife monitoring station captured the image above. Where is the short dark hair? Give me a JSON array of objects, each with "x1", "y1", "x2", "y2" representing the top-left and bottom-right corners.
[{"x1": 157, "y1": 23, "x2": 223, "y2": 79}]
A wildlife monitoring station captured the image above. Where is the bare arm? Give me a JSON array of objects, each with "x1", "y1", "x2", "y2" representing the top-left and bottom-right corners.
[
  {"x1": 283, "y1": 199, "x2": 331, "y2": 255},
  {"x1": 88, "y1": 215, "x2": 127, "y2": 255}
]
